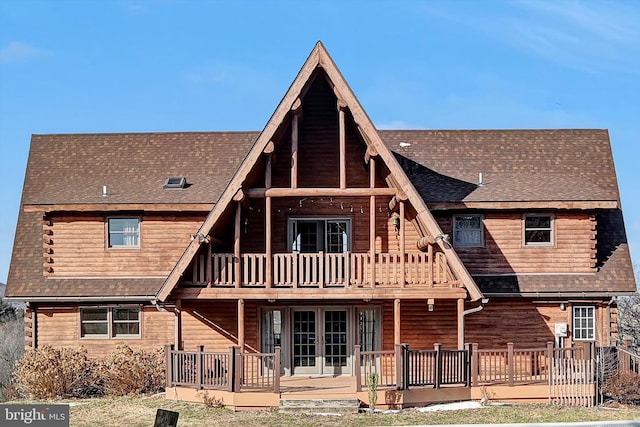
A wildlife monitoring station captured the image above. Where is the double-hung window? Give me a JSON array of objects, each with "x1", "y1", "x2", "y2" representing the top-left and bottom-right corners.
[
  {"x1": 107, "y1": 217, "x2": 140, "y2": 248},
  {"x1": 572, "y1": 306, "x2": 595, "y2": 341},
  {"x1": 453, "y1": 214, "x2": 483, "y2": 247},
  {"x1": 80, "y1": 307, "x2": 141, "y2": 338},
  {"x1": 524, "y1": 214, "x2": 554, "y2": 246}
]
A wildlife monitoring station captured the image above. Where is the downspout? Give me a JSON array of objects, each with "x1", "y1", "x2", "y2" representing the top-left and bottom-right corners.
[{"x1": 460, "y1": 298, "x2": 489, "y2": 348}]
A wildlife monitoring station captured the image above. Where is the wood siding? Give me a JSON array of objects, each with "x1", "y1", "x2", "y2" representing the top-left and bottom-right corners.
[
  {"x1": 435, "y1": 211, "x2": 596, "y2": 274},
  {"x1": 46, "y1": 213, "x2": 203, "y2": 277},
  {"x1": 35, "y1": 305, "x2": 174, "y2": 357},
  {"x1": 465, "y1": 300, "x2": 612, "y2": 348},
  {"x1": 382, "y1": 300, "x2": 458, "y2": 351}
]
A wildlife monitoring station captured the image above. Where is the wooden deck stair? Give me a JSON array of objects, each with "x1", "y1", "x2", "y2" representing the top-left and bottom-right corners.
[{"x1": 279, "y1": 398, "x2": 360, "y2": 413}]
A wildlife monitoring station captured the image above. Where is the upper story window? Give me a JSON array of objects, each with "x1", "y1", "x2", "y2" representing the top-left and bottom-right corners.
[
  {"x1": 524, "y1": 214, "x2": 554, "y2": 246},
  {"x1": 288, "y1": 218, "x2": 351, "y2": 253},
  {"x1": 453, "y1": 214, "x2": 483, "y2": 247},
  {"x1": 80, "y1": 307, "x2": 141, "y2": 339},
  {"x1": 107, "y1": 217, "x2": 140, "y2": 248},
  {"x1": 573, "y1": 306, "x2": 595, "y2": 341}
]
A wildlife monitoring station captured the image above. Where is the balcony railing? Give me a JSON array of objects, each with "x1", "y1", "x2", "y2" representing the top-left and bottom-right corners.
[{"x1": 187, "y1": 251, "x2": 458, "y2": 288}]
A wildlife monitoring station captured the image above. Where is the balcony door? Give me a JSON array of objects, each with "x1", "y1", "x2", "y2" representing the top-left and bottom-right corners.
[{"x1": 292, "y1": 307, "x2": 352, "y2": 375}]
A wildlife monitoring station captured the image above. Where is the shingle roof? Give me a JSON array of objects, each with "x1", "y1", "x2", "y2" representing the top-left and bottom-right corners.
[
  {"x1": 379, "y1": 129, "x2": 619, "y2": 203},
  {"x1": 7, "y1": 129, "x2": 635, "y2": 299},
  {"x1": 22, "y1": 132, "x2": 257, "y2": 205}
]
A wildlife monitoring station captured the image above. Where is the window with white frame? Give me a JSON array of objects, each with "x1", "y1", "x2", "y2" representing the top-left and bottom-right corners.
[
  {"x1": 573, "y1": 306, "x2": 595, "y2": 341},
  {"x1": 288, "y1": 218, "x2": 350, "y2": 253},
  {"x1": 80, "y1": 307, "x2": 141, "y2": 338},
  {"x1": 107, "y1": 217, "x2": 140, "y2": 248},
  {"x1": 453, "y1": 214, "x2": 483, "y2": 247},
  {"x1": 524, "y1": 214, "x2": 554, "y2": 246}
]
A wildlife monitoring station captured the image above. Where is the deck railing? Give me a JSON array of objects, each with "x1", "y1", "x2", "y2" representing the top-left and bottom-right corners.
[
  {"x1": 617, "y1": 347, "x2": 640, "y2": 375},
  {"x1": 165, "y1": 345, "x2": 280, "y2": 393},
  {"x1": 189, "y1": 251, "x2": 458, "y2": 288}
]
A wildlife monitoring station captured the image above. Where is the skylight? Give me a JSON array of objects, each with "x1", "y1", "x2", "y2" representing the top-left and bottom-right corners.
[{"x1": 163, "y1": 176, "x2": 187, "y2": 189}]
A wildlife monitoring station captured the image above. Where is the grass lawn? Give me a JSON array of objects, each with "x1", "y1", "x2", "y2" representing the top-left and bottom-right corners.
[{"x1": 7, "y1": 396, "x2": 639, "y2": 427}]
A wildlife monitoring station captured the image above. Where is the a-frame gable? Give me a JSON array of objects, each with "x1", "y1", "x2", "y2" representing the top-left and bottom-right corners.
[{"x1": 157, "y1": 41, "x2": 482, "y2": 302}]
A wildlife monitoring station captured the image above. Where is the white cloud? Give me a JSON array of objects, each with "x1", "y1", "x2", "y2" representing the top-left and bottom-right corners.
[{"x1": 0, "y1": 41, "x2": 44, "y2": 63}]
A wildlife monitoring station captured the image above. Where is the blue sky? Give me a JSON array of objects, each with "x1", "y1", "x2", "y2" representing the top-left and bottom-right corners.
[{"x1": 0, "y1": 0, "x2": 639, "y2": 283}]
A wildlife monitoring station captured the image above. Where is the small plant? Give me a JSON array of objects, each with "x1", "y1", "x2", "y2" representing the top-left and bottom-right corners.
[
  {"x1": 366, "y1": 371, "x2": 379, "y2": 414},
  {"x1": 479, "y1": 385, "x2": 495, "y2": 405},
  {"x1": 199, "y1": 390, "x2": 225, "y2": 408}
]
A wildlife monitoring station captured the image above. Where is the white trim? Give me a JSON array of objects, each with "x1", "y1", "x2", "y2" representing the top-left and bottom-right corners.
[
  {"x1": 572, "y1": 305, "x2": 596, "y2": 341},
  {"x1": 106, "y1": 216, "x2": 141, "y2": 249},
  {"x1": 80, "y1": 306, "x2": 142, "y2": 339},
  {"x1": 523, "y1": 213, "x2": 554, "y2": 247},
  {"x1": 453, "y1": 214, "x2": 484, "y2": 247}
]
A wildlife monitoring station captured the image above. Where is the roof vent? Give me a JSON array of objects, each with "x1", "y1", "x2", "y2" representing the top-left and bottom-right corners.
[{"x1": 163, "y1": 176, "x2": 187, "y2": 189}]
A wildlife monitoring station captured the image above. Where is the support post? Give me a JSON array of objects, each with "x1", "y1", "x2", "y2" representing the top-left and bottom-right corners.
[
  {"x1": 274, "y1": 346, "x2": 281, "y2": 393},
  {"x1": 434, "y1": 343, "x2": 442, "y2": 389},
  {"x1": 165, "y1": 344, "x2": 174, "y2": 388},
  {"x1": 369, "y1": 157, "x2": 376, "y2": 288},
  {"x1": 471, "y1": 343, "x2": 479, "y2": 387},
  {"x1": 233, "y1": 346, "x2": 242, "y2": 392},
  {"x1": 174, "y1": 299, "x2": 182, "y2": 350},
  {"x1": 206, "y1": 242, "x2": 212, "y2": 287},
  {"x1": 399, "y1": 200, "x2": 405, "y2": 288},
  {"x1": 238, "y1": 299, "x2": 245, "y2": 351},
  {"x1": 457, "y1": 298, "x2": 465, "y2": 350},
  {"x1": 546, "y1": 341, "x2": 554, "y2": 380},
  {"x1": 228, "y1": 346, "x2": 236, "y2": 392},
  {"x1": 354, "y1": 345, "x2": 362, "y2": 392},
  {"x1": 266, "y1": 155, "x2": 273, "y2": 288},
  {"x1": 464, "y1": 343, "x2": 472, "y2": 387},
  {"x1": 234, "y1": 203, "x2": 241, "y2": 288},
  {"x1": 266, "y1": 196, "x2": 273, "y2": 288},
  {"x1": 507, "y1": 342, "x2": 514, "y2": 386},
  {"x1": 394, "y1": 299, "x2": 401, "y2": 345},
  {"x1": 196, "y1": 345, "x2": 203, "y2": 389},
  {"x1": 291, "y1": 112, "x2": 299, "y2": 188},
  {"x1": 395, "y1": 343, "x2": 404, "y2": 390},
  {"x1": 339, "y1": 104, "x2": 346, "y2": 189}
]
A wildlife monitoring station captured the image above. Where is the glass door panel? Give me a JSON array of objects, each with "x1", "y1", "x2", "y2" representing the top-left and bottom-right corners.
[
  {"x1": 293, "y1": 310, "x2": 317, "y2": 373},
  {"x1": 323, "y1": 310, "x2": 349, "y2": 374}
]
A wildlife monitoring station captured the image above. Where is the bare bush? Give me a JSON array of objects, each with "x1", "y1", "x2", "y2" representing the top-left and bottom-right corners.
[
  {"x1": 603, "y1": 372, "x2": 640, "y2": 405},
  {"x1": 13, "y1": 345, "x2": 102, "y2": 399},
  {"x1": 97, "y1": 344, "x2": 165, "y2": 396},
  {"x1": 0, "y1": 309, "x2": 25, "y2": 401}
]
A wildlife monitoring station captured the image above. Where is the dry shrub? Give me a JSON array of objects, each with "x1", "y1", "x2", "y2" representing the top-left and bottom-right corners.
[
  {"x1": 603, "y1": 372, "x2": 640, "y2": 405},
  {"x1": 199, "y1": 390, "x2": 224, "y2": 408},
  {"x1": 13, "y1": 345, "x2": 102, "y2": 399},
  {"x1": 97, "y1": 344, "x2": 165, "y2": 396},
  {"x1": 0, "y1": 311, "x2": 25, "y2": 401}
]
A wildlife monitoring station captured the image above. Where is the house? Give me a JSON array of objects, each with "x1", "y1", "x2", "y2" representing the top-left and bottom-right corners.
[{"x1": 6, "y1": 42, "x2": 637, "y2": 407}]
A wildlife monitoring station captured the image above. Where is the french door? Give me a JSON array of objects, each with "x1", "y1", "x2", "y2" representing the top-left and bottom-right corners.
[{"x1": 292, "y1": 308, "x2": 351, "y2": 375}]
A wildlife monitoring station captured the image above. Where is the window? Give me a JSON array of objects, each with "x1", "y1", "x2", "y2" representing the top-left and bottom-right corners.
[
  {"x1": 524, "y1": 214, "x2": 554, "y2": 246},
  {"x1": 573, "y1": 306, "x2": 595, "y2": 341},
  {"x1": 107, "y1": 218, "x2": 140, "y2": 248},
  {"x1": 80, "y1": 307, "x2": 141, "y2": 338},
  {"x1": 163, "y1": 176, "x2": 187, "y2": 189},
  {"x1": 288, "y1": 219, "x2": 350, "y2": 253},
  {"x1": 453, "y1": 214, "x2": 483, "y2": 247}
]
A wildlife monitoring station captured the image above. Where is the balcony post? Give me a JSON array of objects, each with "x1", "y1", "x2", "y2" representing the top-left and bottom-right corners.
[
  {"x1": 354, "y1": 345, "x2": 362, "y2": 392},
  {"x1": 464, "y1": 343, "x2": 472, "y2": 387},
  {"x1": 165, "y1": 344, "x2": 174, "y2": 388},
  {"x1": 471, "y1": 343, "x2": 479, "y2": 387},
  {"x1": 274, "y1": 346, "x2": 281, "y2": 393},
  {"x1": 228, "y1": 346, "x2": 235, "y2": 392},
  {"x1": 196, "y1": 345, "x2": 203, "y2": 389},
  {"x1": 507, "y1": 342, "x2": 515, "y2": 386},
  {"x1": 238, "y1": 299, "x2": 245, "y2": 351},
  {"x1": 399, "y1": 200, "x2": 405, "y2": 288},
  {"x1": 434, "y1": 343, "x2": 442, "y2": 389},
  {"x1": 265, "y1": 195, "x2": 272, "y2": 288},
  {"x1": 234, "y1": 203, "x2": 241, "y2": 288},
  {"x1": 369, "y1": 157, "x2": 376, "y2": 288}
]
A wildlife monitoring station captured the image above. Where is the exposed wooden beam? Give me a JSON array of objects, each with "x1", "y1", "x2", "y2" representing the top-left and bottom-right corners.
[
  {"x1": 394, "y1": 299, "x2": 401, "y2": 345},
  {"x1": 238, "y1": 299, "x2": 245, "y2": 351},
  {"x1": 457, "y1": 298, "x2": 465, "y2": 350},
  {"x1": 174, "y1": 287, "x2": 468, "y2": 300},
  {"x1": 399, "y1": 200, "x2": 405, "y2": 288},
  {"x1": 174, "y1": 299, "x2": 182, "y2": 350},
  {"x1": 416, "y1": 235, "x2": 436, "y2": 252},
  {"x1": 246, "y1": 187, "x2": 399, "y2": 198},
  {"x1": 388, "y1": 195, "x2": 398, "y2": 212},
  {"x1": 234, "y1": 203, "x2": 241, "y2": 289},
  {"x1": 265, "y1": 195, "x2": 273, "y2": 288},
  {"x1": 232, "y1": 189, "x2": 245, "y2": 203},
  {"x1": 291, "y1": 112, "x2": 299, "y2": 189},
  {"x1": 24, "y1": 203, "x2": 214, "y2": 213},
  {"x1": 364, "y1": 145, "x2": 378, "y2": 164},
  {"x1": 369, "y1": 157, "x2": 376, "y2": 289},
  {"x1": 339, "y1": 104, "x2": 346, "y2": 189},
  {"x1": 291, "y1": 97, "x2": 302, "y2": 112},
  {"x1": 263, "y1": 141, "x2": 275, "y2": 155}
]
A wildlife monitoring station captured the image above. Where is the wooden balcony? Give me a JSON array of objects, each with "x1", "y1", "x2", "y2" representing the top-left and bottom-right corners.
[{"x1": 185, "y1": 251, "x2": 459, "y2": 289}]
